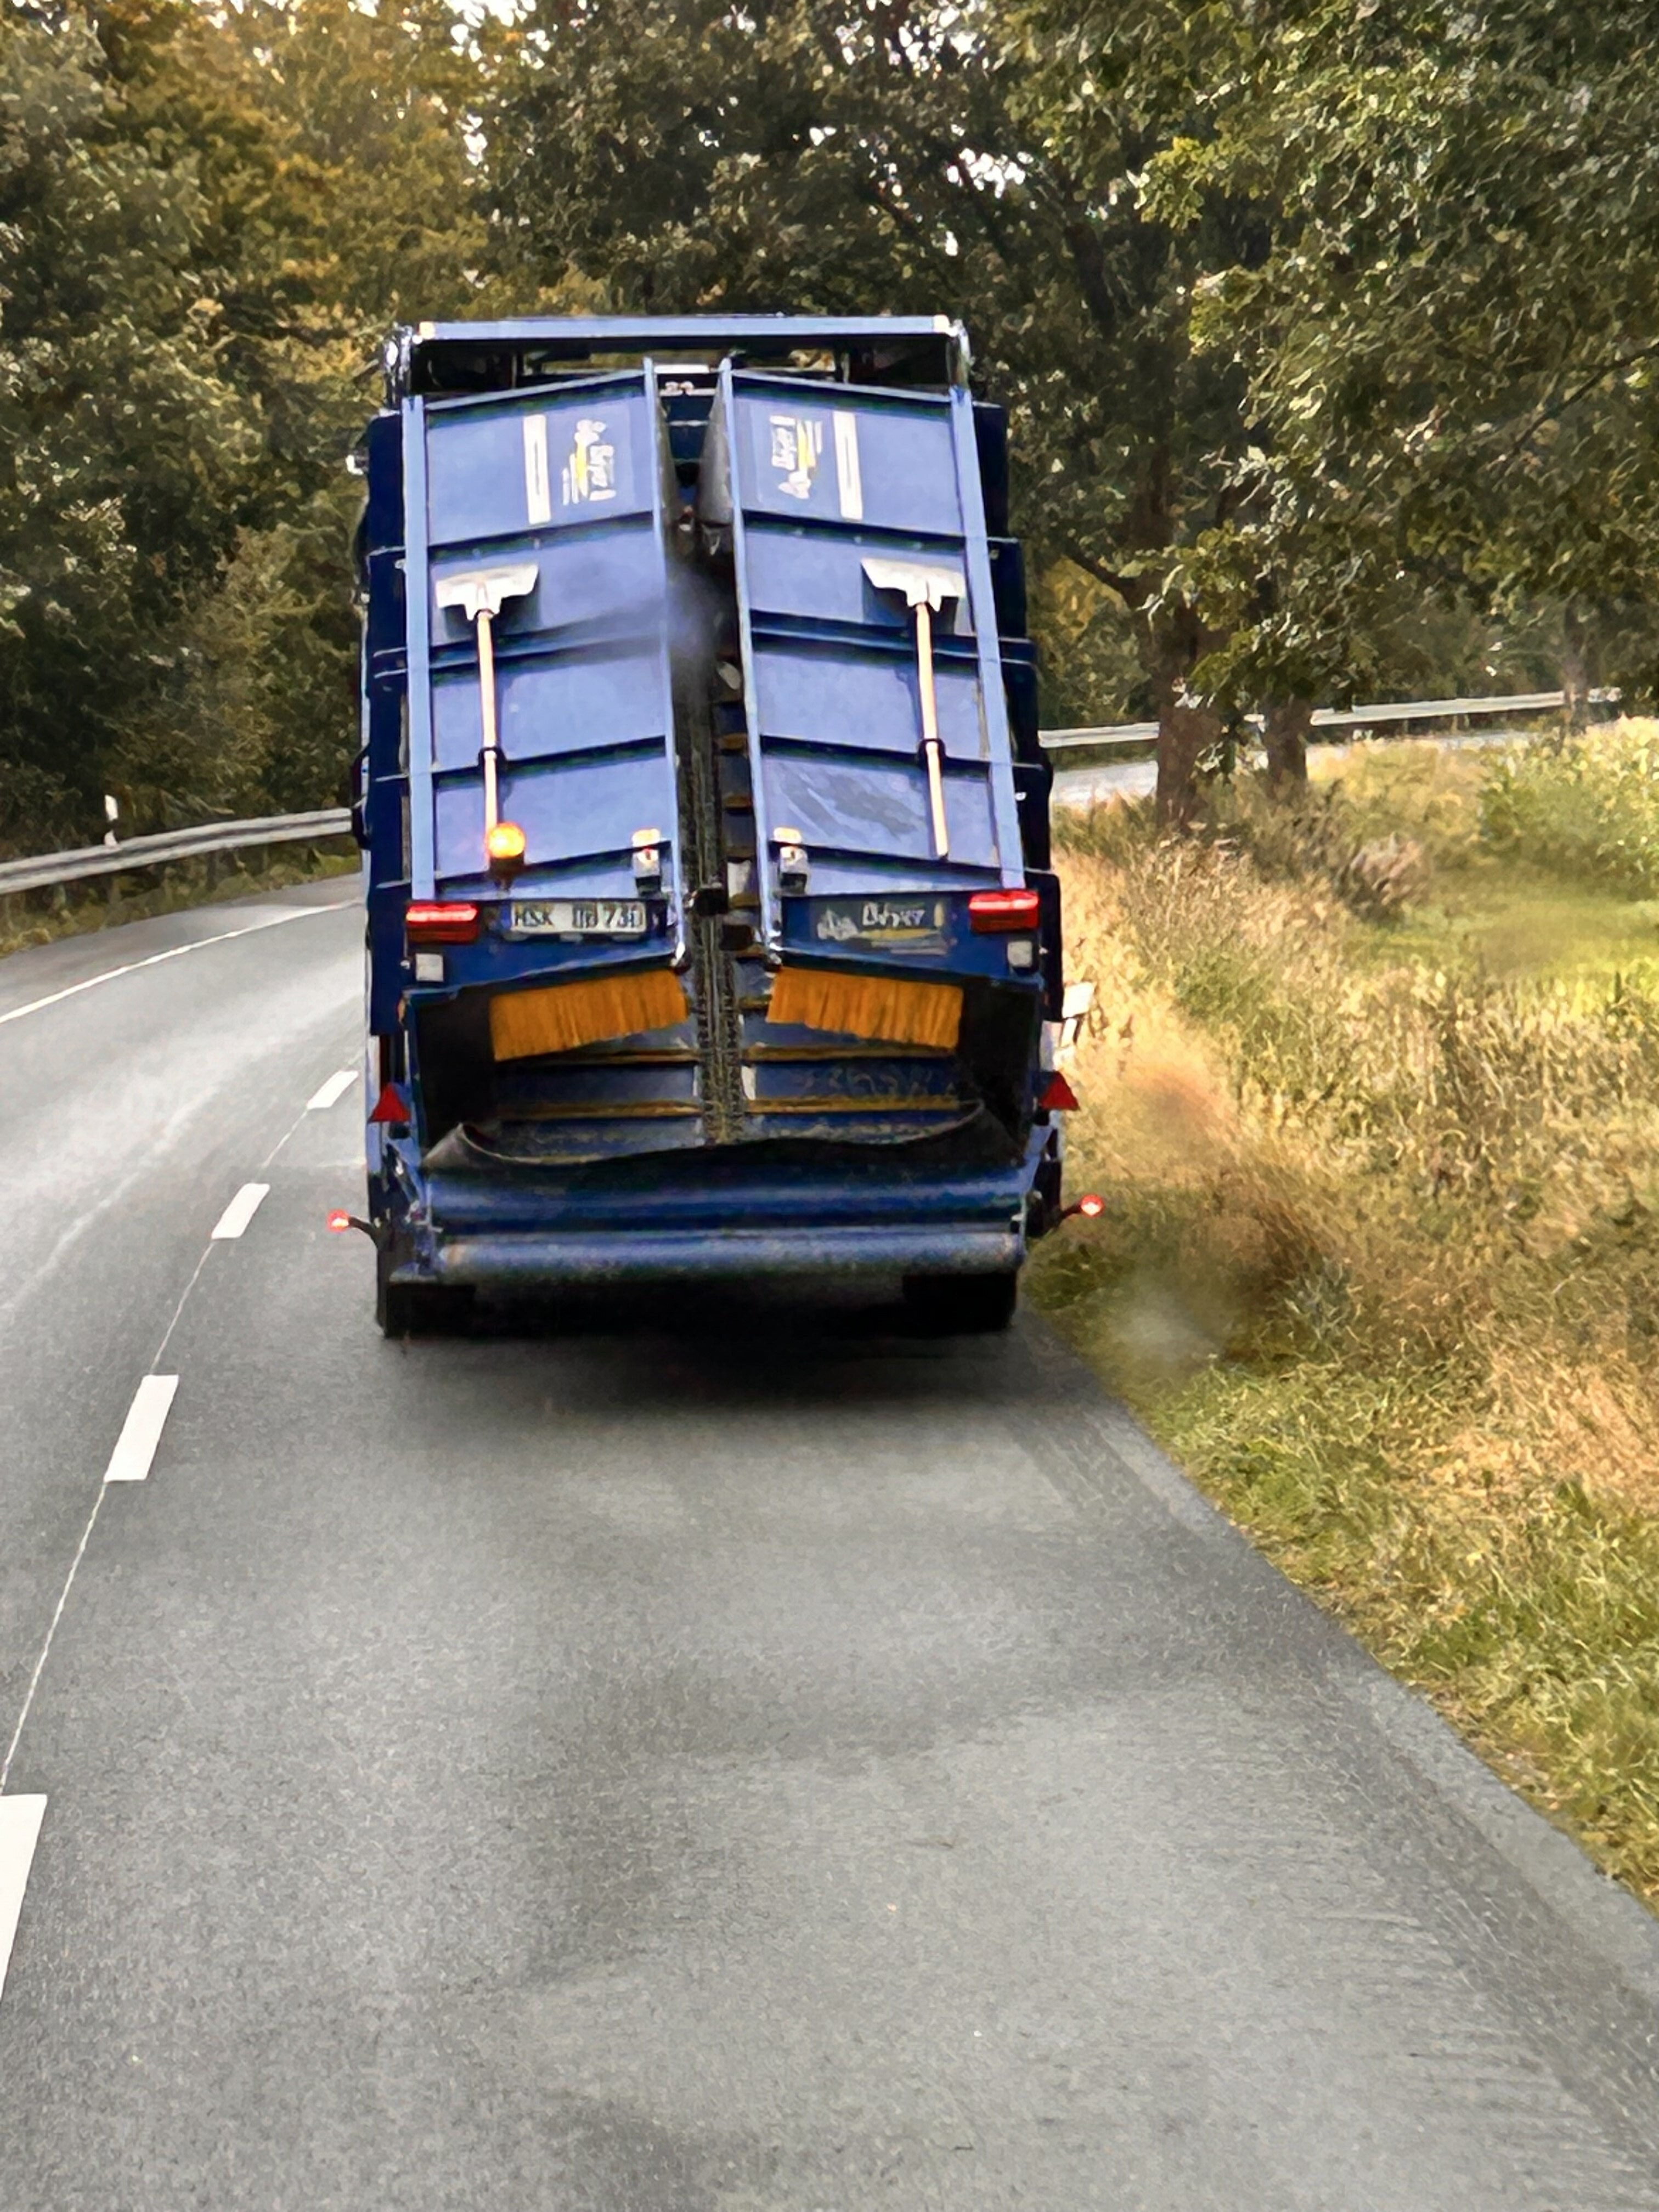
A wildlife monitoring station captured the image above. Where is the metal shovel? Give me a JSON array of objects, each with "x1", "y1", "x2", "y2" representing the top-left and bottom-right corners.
[
  {"x1": 862, "y1": 557, "x2": 966, "y2": 858},
  {"x1": 435, "y1": 563, "x2": 538, "y2": 844}
]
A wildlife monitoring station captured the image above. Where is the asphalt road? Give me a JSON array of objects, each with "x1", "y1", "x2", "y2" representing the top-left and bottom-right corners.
[{"x1": 2, "y1": 883, "x2": 1659, "y2": 2211}]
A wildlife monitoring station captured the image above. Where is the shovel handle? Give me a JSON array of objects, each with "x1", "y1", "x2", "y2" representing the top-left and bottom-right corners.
[
  {"x1": 475, "y1": 608, "x2": 500, "y2": 831},
  {"x1": 913, "y1": 601, "x2": 950, "y2": 857}
]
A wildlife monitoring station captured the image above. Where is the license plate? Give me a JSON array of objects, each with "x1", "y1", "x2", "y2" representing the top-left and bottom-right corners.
[{"x1": 507, "y1": 899, "x2": 648, "y2": 938}]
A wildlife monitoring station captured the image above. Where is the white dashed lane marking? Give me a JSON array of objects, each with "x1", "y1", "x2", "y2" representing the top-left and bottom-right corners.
[
  {"x1": 103, "y1": 1375, "x2": 180, "y2": 1485},
  {"x1": 210, "y1": 1182, "x2": 270, "y2": 1240},
  {"x1": 0, "y1": 1796, "x2": 46, "y2": 2005},
  {"x1": 306, "y1": 1068, "x2": 356, "y2": 1111}
]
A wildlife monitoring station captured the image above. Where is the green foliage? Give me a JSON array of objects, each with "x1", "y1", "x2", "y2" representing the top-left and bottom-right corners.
[
  {"x1": 481, "y1": 0, "x2": 1261, "y2": 800},
  {"x1": 1152, "y1": 0, "x2": 1659, "y2": 713},
  {"x1": 1481, "y1": 722, "x2": 1659, "y2": 895},
  {"x1": 1030, "y1": 560, "x2": 1148, "y2": 726},
  {"x1": 0, "y1": 9, "x2": 255, "y2": 847},
  {"x1": 0, "y1": 0, "x2": 488, "y2": 854},
  {"x1": 8, "y1": 0, "x2": 1659, "y2": 849}
]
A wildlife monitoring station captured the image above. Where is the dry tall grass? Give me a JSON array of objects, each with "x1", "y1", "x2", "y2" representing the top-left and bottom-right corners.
[{"x1": 1032, "y1": 753, "x2": 1659, "y2": 1900}]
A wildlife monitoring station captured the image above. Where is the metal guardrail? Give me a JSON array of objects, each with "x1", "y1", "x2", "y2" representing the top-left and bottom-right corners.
[
  {"x1": 0, "y1": 682, "x2": 1626, "y2": 888},
  {"x1": 1039, "y1": 687, "x2": 1620, "y2": 753},
  {"x1": 0, "y1": 808, "x2": 353, "y2": 898}
]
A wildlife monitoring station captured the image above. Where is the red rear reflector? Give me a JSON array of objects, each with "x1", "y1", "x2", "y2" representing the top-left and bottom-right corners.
[
  {"x1": 327, "y1": 1209, "x2": 352, "y2": 1233},
  {"x1": 1040, "y1": 1071, "x2": 1080, "y2": 1111},
  {"x1": 1077, "y1": 1192, "x2": 1105, "y2": 1217},
  {"x1": 405, "y1": 901, "x2": 480, "y2": 944},
  {"x1": 369, "y1": 1082, "x2": 409, "y2": 1126},
  {"x1": 968, "y1": 888, "x2": 1042, "y2": 933}
]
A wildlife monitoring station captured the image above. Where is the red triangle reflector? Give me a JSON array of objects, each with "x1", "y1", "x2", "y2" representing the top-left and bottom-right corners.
[
  {"x1": 1040, "y1": 1071, "x2": 1080, "y2": 1112},
  {"x1": 369, "y1": 1081, "x2": 409, "y2": 1126}
]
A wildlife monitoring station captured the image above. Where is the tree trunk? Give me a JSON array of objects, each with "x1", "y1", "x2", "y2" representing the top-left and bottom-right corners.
[
  {"x1": 1561, "y1": 603, "x2": 1590, "y2": 734},
  {"x1": 1150, "y1": 599, "x2": 1224, "y2": 828},
  {"x1": 1262, "y1": 697, "x2": 1314, "y2": 793},
  {"x1": 1155, "y1": 695, "x2": 1223, "y2": 826}
]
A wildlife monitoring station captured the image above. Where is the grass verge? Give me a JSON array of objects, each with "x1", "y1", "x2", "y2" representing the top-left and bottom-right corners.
[{"x1": 1029, "y1": 729, "x2": 1659, "y2": 1903}]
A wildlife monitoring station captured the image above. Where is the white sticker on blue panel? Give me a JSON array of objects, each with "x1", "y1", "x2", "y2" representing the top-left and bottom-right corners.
[
  {"x1": 523, "y1": 415, "x2": 552, "y2": 525},
  {"x1": 833, "y1": 413, "x2": 864, "y2": 521},
  {"x1": 769, "y1": 414, "x2": 823, "y2": 501},
  {"x1": 562, "y1": 417, "x2": 619, "y2": 507}
]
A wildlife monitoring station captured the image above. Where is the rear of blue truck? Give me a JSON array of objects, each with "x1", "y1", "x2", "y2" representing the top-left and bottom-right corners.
[{"x1": 354, "y1": 316, "x2": 1067, "y2": 1333}]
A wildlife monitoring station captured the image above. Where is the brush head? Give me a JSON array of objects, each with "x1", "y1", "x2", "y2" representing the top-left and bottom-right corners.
[
  {"x1": 769, "y1": 965, "x2": 962, "y2": 1051},
  {"x1": 490, "y1": 969, "x2": 689, "y2": 1060}
]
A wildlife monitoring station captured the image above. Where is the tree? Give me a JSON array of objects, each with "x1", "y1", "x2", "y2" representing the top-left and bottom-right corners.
[
  {"x1": 0, "y1": 0, "x2": 492, "y2": 853},
  {"x1": 94, "y1": 0, "x2": 491, "y2": 828},
  {"x1": 1150, "y1": 0, "x2": 1659, "y2": 737},
  {"x1": 480, "y1": 0, "x2": 1267, "y2": 821},
  {"x1": 0, "y1": 8, "x2": 253, "y2": 849}
]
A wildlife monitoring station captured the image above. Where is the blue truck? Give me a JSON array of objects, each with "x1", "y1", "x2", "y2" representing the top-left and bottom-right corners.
[{"x1": 353, "y1": 314, "x2": 1069, "y2": 1334}]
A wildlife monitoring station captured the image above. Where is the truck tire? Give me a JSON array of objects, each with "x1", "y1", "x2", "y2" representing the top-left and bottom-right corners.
[
  {"x1": 375, "y1": 1249, "x2": 473, "y2": 1338},
  {"x1": 901, "y1": 1270, "x2": 1019, "y2": 1335}
]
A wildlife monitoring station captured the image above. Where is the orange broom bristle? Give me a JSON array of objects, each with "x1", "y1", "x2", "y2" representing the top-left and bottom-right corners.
[
  {"x1": 490, "y1": 969, "x2": 689, "y2": 1061},
  {"x1": 768, "y1": 965, "x2": 963, "y2": 1050}
]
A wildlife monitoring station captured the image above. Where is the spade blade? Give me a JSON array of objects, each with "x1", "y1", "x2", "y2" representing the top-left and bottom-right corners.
[
  {"x1": 861, "y1": 556, "x2": 966, "y2": 612},
  {"x1": 435, "y1": 562, "x2": 539, "y2": 623}
]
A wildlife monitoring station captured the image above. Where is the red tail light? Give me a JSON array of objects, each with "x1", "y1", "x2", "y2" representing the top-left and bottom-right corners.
[
  {"x1": 405, "y1": 901, "x2": 481, "y2": 945},
  {"x1": 968, "y1": 888, "x2": 1041, "y2": 933},
  {"x1": 1040, "y1": 1071, "x2": 1080, "y2": 1111}
]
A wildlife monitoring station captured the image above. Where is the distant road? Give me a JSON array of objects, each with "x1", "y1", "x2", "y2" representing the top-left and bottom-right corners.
[
  {"x1": 1, "y1": 880, "x2": 1657, "y2": 2209},
  {"x1": 1053, "y1": 726, "x2": 1532, "y2": 809}
]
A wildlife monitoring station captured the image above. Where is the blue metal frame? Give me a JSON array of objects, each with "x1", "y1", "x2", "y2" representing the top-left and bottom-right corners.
[
  {"x1": 400, "y1": 398, "x2": 437, "y2": 899},
  {"x1": 948, "y1": 386, "x2": 1027, "y2": 885},
  {"x1": 362, "y1": 312, "x2": 1062, "y2": 1297},
  {"x1": 398, "y1": 315, "x2": 970, "y2": 387},
  {"x1": 645, "y1": 359, "x2": 690, "y2": 967},
  {"x1": 408, "y1": 368, "x2": 687, "y2": 921},
  {"x1": 714, "y1": 363, "x2": 1027, "y2": 938}
]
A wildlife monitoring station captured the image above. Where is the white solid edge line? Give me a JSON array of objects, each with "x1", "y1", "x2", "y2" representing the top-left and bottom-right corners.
[
  {"x1": 0, "y1": 902, "x2": 352, "y2": 1031},
  {"x1": 0, "y1": 1795, "x2": 47, "y2": 2006},
  {"x1": 210, "y1": 1181, "x2": 270, "y2": 1240},
  {"x1": 306, "y1": 1067, "x2": 357, "y2": 1111},
  {"x1": 104, "y1": 1374, "x2": 180, "y2": 1485}
]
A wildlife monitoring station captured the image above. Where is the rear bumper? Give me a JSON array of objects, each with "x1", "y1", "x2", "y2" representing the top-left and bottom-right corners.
[
  {"x1": 378, "y1": 1132, "x2": 1050, "y2": 1289},
  {"x1": 422, "y1": 1223, "x2": 1021, "y2": 1286}
]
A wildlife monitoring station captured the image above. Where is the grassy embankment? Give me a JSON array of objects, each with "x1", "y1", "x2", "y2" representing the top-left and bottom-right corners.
[{"x1": 1029, "y1": 722, "x2": 1659, "y2": 1904}]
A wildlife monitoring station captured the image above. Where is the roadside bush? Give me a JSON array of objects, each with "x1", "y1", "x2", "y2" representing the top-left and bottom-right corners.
[
  {"x1": 1481, "y1": 719, "x2": 1659, "y2": 893},
  {"x1": 1197, "y1": 772, "x2": 1430, "y2": 918}
]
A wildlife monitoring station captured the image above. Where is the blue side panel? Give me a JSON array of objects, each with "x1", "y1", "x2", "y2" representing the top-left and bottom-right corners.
[
  {"x1": 364, "y1": 410, "x2": 410, "y2": 1039},
  {"x1": 408, "y1": 371, "x2": 684, "y2": 922},
  {"x1": 712, "y1": 368, "x2": 1025, "y2": 949},
  {"x1": 402, "y1": 398, "x2": 435, "y2": 899}
]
